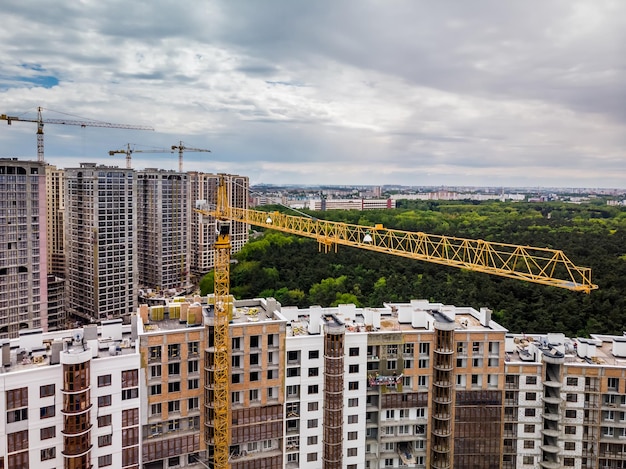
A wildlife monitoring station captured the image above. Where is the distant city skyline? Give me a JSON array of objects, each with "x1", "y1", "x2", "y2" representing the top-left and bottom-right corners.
[{"x1": 1, "y1": 1, "x2": 624, "y2": 188}]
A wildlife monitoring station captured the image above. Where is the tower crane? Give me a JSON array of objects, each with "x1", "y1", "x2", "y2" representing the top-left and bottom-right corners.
[
  {"x1": 195, "y1": 175, "x2": 597, "y2": 469},
  {"x1": 108, "y1": 143, "x2": 173, "y2": 169},
  {"x1": 1, "y1": 106, "x2": 154, "y2": 162},
  {"x1": 171, "y1": 140, "x2": 211, "y2": 172}
]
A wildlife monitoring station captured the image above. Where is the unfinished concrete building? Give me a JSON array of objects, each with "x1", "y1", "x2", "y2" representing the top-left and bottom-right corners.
[
  {"x1": 0, "y1": 158, "x2": 48, "y2": 338},
  {"x1": 136, "y1": 169, "x2": 190, "y2": 293},
  {"x1": 188, "y1": 172, "x2": 248, "y2": 276},
  {"x1": 65, "y1": 163, "x2": 137, "y2": 322}
]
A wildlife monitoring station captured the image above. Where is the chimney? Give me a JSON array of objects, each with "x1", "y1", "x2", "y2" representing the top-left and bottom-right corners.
[{"x1": 480, "y1": 307, "x2": 492, "y2": 327}]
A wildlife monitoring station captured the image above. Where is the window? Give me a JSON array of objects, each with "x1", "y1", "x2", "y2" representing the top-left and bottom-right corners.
[
  {"x1": 40, "y1": 405, "x2": 55, "y2": 419},
  {"x1": 98, "y1": 414, "x2": 112, "y2": 427},
  {"x1": 98, "y1": 374, "x2": 112, "y2": 387},
  {"x1": 168, "y1": 344, "x2": 180, "y2": 359},
  {"x1": 523, "y1": 440, "x2": 534, "y2": 449},
  {"x1": 99, "y1": 434, "x2": 112, "y2": 447},
  {"x1": 41, "y1": 447, "x2": 56, "y2": 461},
  {"x1": 307, "y1": 453, "x2": 318, "y2": 462},
  {"x1": 418, "y1": 359, "x2": 428, "y2": 368},
  {"x1": 349, "y1": 364, "x2": 359, "y2": 373},
  {"x1": 349, "y1": 347, "x2": 359, "y2": 356},
  {"x1": 150, "y1": 365, "x2": 162, "y2": 378},
  {"x1": 308, "y1": 367, "x2": 319, "y2": 377},
  {"x1": 98, "y1": 395, "x2": 112, "y2": 407},
  {"x1": 386, "y1": 410, "x2": 395, "y2": 419},
  {"x1": 565, "y1": 426, "x2": 576, "y2": 435},
  {"x1": 286, "y1": 385, "x2": 300, "y2": 397},
  {"x1": 349, "y1": 398, "x2": 359, "y2": 407},
  {"x1": 287, "y1": 350, "x2": 299, "y2": 363},
  {"x1": 566, "y1": 393, "x2": 577, "y2": 403},
  {"x1": 40, "y1": 384, "x2": 55, "y2": 398},
  {"x1": 403, "y1": 343, "x2": 414, "y2": 355},
  {"x1": 347, "y1": 448, "x2": 358, "y2": 457},
  {"x1": 564, "y1": 458, "x2": 575, "y2": 467},
  {"x1": 168, "y1": 362, "x2": 180, "y2": 376},
  {"x1": 168, "y1": 419, "x2": 180, "y2": 432},
  {"x1": 250, "y1": 335, "x2": 260, "y2": 348},
  {"x1": 188, "y1": 341, "x2": 199, "y2": 355},
  {"x1": 525, "y1": 392, "x2": 536, "y2": 401},
  {"x1": 232, "y1": 391, "x2": 241, "y2": 403},
  {"x1": 308, "y1": 385, "x2": 319, "y2": 394},
  {"x1": 287, "y1": 367, "x2": 300, "y2": 377},
  {"x1": 250, "y1": 389, "x2": 259, "y2": 401},
  {"x1": 168, "y1": 382, "x2": 181, "y2": 393},
  {"x1": 188, "y1": 360, "x2": 199, "y2": 374},
  {"x1": 150, "y1": 384, "x2": 162, "y2": 395},
  {"x1": 348, "y1": 431, "x2": 358, "y2": 440},
  {"x1": 348, "y1": 381, "x2": 359, "y2": 390},
  {"x1": 250, "y1": 371, "x2": 260, "y2": 381},
  {"x1": 232, "y1": 337, "x2": 241, "y2": 350},
  {"x1": 526, "y1": 376, "x2": 537, "y2": 385},
  {"x1": 98, "y1": 454, "x2": 112, "y2": 467},
  {"x1": 250, "y1": 354, "x2": 260, "y2": 366},
  {"x1": 122, "y1": 369, "x2": 138, "y2": 387},
  {"x1": 122, "y1": 388, "x2": 138, "y2": 400},
  {"x1": 523, "y1": 456, "x2": 534, "y2": 465},
  {"x1": 187, "y1": 397, "x2": 199, "y2": 411},
  {"x1": 308, "y1": 436, "x2": 318, "y2": 445},
  {"x1": 308, "y1": 419, "x2": 318, "y2": 428},
  {"x1": 608, "y1": 377, "x2": 619, "y2": 390},
  {"x1": 231, "y1": 373, "x2": 242, "y2": 384},
  {"x1": 418, "y1": 376, "x2": 427, "y2": 387},
  {"x1": 149, "y1": 346, "x2": 161, "y2": 361},
  {"x1": 348, "y1": 414, "x2": 358, "y2": 424},
  {"x1": 471, "y1": 374, "x2": 480, "y2": 386},
  {"x1": 308, "y1": 401, "x2": 319, "y2": 411},
  {"x1": 524, "y1": 424, "x2": 535, "y2": 433},
  {"x1": 564, "y1": 442, "x2": 576, "y2": 451},
  {"x1": 168, "y1": 400, "x2": 181, "y2": 413},
  {"x1": 456, "y1": 342, "x2": 467, "y2": 354},
  {"x1": 387, "y1": 359, "x2": 397, "y2": 370},
  {"x1": 40, "y1": 426, "x2": 55, "y2": 440},
  {"x1": 566, "y1": 377, "x2": 578, "y2": 386},
  {"x1": 565, "y1": 409, "x2": 576, "y2": 418},
  {"x1": 309, "y1": 350, "x2": 319, "y2": 359},
  {"x1": 188, "y1": 378, "x2": 199, "y2": 390},
  {"x1": 151, "y1": 403, "x2": 162, "y2": 415},
  {"x1": 525, "y1": 408, "x2": 536, "y2": 417}
]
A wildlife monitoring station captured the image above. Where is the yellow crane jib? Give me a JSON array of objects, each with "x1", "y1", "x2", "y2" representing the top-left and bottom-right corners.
[{"x1": 195, "y1": 205, "x2": 597, "y2": 294}]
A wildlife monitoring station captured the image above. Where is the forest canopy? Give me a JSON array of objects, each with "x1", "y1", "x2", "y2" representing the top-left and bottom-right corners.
[{"x1": 200, "y1": 200, "x2": 626, "y2": 337}]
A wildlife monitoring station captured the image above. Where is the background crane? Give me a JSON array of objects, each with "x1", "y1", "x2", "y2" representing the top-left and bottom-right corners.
[
  {"x1": 196, "y1": 175, "x2": 597, "y2": 469},
  {"x1": 108, "y1": 143, "x2": 173, "y2": 169},
  {"x1": 0, "y1": 106, "x2": 154, "y2": 162},
  {"x1": 171, "y1": 140, "x2": 211, "y2": 172}
]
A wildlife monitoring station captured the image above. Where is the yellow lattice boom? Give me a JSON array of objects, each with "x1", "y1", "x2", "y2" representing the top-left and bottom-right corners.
[{"x1": 227, "y1": 207, "x2": 597, "y2": 293}]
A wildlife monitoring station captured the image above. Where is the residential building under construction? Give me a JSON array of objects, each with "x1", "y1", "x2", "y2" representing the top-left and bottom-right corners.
[
  {"x1": 0, "y1": 158, "x2": 48, "y2": 338},
  {"x1": 3, "y1": 296, "x2": 626, "y2": 468},
  {"x1": 136, "y1": 168, "x2": 191, "y2": 293},
  {"x1": 188, "y1": 172, "x2": 249, "y2": 276},
  {"x1": 64, "y1": 163, "x2": 138, "y2": 322}
]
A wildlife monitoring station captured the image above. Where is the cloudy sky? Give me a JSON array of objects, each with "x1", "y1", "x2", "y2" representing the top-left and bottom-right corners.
[{"x1": 1, "y1": 1, "x2": 624, "y2": 188}]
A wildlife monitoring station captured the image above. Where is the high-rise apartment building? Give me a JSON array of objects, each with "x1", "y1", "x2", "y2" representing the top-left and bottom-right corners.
[
  {"x1": 188, "y1": 173, "x2": 248, "y2": 276},
  {"x1": 65, "y1": 163, "x2": 137, "y2": 322},
  {"x1": 45, "y1": 164, "x2": 65, "y2": 277},
  {"x1": 0, "y1": 158, "x2": 48, "y2": 338},
  {"x1": 136, "y1": 169, "x2": 190, "y2": 292}
]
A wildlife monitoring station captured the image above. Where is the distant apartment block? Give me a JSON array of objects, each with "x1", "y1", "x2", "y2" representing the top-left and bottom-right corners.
[
  {"x1": 188, "y1": 172, "x2": 248, "y2": 276},
  {"x1": 65, "y1": 163, "x2": 137, "y2": 322},
  {"x1": 308, "y1": 198, "x2": 396, "y2": 211},
  {"x1": 0, "y1": 158, "x2": 48, "y2": 338},
  {"x1": 136, "y1": 169, "x2": 190, "y2": 292}
]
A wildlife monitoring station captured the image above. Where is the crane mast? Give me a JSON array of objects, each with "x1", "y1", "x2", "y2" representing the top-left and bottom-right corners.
[
  {"x1": 1, "y1": 106, "x2": 154, "y2": 162},
  {"x1": 197, "y1": 177, "x2": 597, "y2": 469}
]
